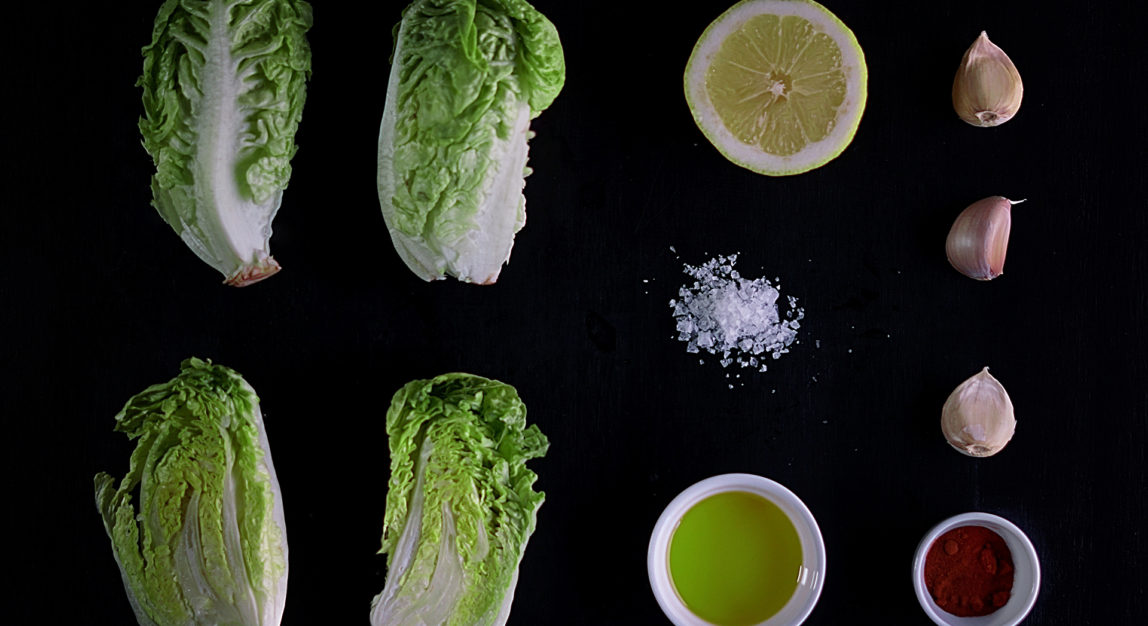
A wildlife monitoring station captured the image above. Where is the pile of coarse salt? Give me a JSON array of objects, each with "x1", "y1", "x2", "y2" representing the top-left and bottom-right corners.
[{"x1": 669, "y1": 254, "x2": 802, "y2": 372}]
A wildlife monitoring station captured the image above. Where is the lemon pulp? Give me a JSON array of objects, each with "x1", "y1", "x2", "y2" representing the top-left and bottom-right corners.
[{"x1": 706, "y1": 14, "x2": 846, "y2": 157}]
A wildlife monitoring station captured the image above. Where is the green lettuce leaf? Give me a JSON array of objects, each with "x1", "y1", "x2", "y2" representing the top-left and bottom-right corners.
[
  {"x1": 94, "y1": 358, "x2": 288, "y2": 626},
  {"x1": 139, "y1": 0, "x2": 312, "y2": 286},
  {"x1": 371, "y1": 373, "x2": 549, "y2": 626},
  {"x1": 378, "y1": 0, "x2": 565, "y2": 284}
]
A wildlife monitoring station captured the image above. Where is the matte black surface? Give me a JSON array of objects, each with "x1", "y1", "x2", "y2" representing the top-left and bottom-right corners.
[{"x1": 4, "y1": 1, "x2": 1147, "y2": 624}]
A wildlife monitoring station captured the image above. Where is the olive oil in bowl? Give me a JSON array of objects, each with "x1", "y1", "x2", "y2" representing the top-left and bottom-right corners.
[{"x1": 668, "y1": 491, "x2": 803, "y2": 626}]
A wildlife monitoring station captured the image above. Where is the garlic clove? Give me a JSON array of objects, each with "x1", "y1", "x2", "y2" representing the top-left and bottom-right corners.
[
  {"x1": 941, "y1": 367, "x2": 1016, "y2": 457},
  {"x1": 952, "y1": 31, "x2": 1023, "y2": 127},
  {"x1": 946, "y1": 196, "x2": 1021, "y2": 280}
]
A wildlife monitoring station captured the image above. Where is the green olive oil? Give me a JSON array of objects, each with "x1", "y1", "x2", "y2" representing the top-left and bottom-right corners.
[{"x1": 668, "y1": 491, "x2": 803, "y2": 626}]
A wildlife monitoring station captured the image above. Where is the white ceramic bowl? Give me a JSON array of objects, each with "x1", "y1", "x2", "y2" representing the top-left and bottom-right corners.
[
  {"x1": 647, "y1": 474, "x2": 826, "y2": 626},
  {"x1": 912, "y1": 512, "x2": 1041, "y2": 626}
]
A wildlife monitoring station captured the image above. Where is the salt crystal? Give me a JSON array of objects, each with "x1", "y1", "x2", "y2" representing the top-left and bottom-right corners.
[{"x1": 669, "y1": 254, "x2": 802, "y2": 373}]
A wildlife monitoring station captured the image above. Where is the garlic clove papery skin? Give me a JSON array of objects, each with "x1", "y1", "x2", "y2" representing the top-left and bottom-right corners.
[
  {"x1": 941, "y1": 367, "x2": 1016, "y2": 457},
  {"x1": 952, "y1": 31, "x2": 1023, "y2": 127},
  {"x1": 946, "y1": 196, "x2": 1018, "y2": 280}
]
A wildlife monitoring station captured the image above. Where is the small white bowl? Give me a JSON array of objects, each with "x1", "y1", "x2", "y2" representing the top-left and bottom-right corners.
[
  {"x1": 647, "y1": 474, "x2": 826, "y2": 626},
  {"x1": 912, "y1": 512, "x2": 1041, "y2": 626}
]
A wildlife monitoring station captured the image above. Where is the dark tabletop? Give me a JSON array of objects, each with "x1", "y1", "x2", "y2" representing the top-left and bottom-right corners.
[{"x1": 4, "y1": 1, "x2": 1146, "y2": 624}]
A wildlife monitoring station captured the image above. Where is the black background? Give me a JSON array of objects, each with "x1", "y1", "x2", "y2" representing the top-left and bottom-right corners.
[{"x1": 4, "y1": 1, "x2": 1147, "y2": 624}]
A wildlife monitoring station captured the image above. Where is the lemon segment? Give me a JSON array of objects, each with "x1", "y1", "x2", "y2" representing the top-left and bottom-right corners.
[{"x1": 685, "y1": 0, "x2": 867, "y2": 176}]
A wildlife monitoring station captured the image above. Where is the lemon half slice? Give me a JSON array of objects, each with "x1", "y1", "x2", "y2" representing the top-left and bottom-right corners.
[{"x1": 685, "y1": 0, "x2": 867, "y2": 176}]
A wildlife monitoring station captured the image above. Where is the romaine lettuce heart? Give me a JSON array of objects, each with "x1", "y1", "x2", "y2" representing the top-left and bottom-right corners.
[
  {"x1": 371, "y1": 373, "x2": 548, "y2": 626},
  {"x1": 94, "y1": 358, "x2": 288, "y2": 626},
  {"x1": 378, "y1": 0, "x2": 565, "y2": 283},
  {"x1": 139, "y1": 0, "x2": 312, "y2": 286}
]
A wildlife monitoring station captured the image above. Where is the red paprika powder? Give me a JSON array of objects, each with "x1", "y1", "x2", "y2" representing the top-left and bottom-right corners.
[{"x1": 923, "y1": 525, "x2": 1014, "y2": 617}]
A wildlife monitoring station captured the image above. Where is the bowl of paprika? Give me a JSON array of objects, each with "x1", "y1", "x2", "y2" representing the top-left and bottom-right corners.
[{"x1": 912, "y1": 512, "x2": 1041, "y2": 626}]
